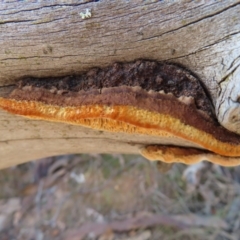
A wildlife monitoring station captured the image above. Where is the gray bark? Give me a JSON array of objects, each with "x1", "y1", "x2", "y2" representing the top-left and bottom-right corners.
[{"x1": 0, "y1": 0, "x2": 240, "y2": 168}]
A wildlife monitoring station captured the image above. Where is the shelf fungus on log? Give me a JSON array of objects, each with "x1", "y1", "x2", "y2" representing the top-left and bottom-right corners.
[{"x1": 1, "y1": 60, "x2": 240, "y2": 166}]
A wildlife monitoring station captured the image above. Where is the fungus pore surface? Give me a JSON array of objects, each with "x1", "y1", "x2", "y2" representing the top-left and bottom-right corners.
[{"x1": 1, "y1": 60, "x2": 240, "y2": 166}]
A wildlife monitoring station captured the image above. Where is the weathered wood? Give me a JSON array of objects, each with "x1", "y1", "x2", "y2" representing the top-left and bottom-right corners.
[{"x1": 0, "y1": 0, "x2": 240, "y2": 168}]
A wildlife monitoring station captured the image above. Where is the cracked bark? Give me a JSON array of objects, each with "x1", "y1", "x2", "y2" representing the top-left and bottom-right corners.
[{"x1": 0, "y1": 0, "x2": 240, "y2": 168}]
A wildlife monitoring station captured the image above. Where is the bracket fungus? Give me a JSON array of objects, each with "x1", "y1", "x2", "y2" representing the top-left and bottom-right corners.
[{"x1": 1, "y1": 60, "x2": 240, "y2": 166}]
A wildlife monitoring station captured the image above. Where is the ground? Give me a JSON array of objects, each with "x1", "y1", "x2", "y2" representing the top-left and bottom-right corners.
[{"x1": 0, "y1": 153, "x2": 240, "y2": 240}]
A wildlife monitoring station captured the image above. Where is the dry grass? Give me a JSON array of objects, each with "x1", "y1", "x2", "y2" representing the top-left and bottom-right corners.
[{"x1": 0, "y1": 154, "x2": 239, "y2": 240}]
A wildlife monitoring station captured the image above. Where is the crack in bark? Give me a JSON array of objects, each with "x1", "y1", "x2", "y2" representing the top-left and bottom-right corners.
[
  {"x1": 0, "y1": 1, "x2": 98, "y2": 16},
  {"x1": 197, "y1": 31, "x2": 240, "y2": 52},
  {"x1": 219, "y1": 62, "x2": 240, "y2": 85},
  {"x1": 1, "y1": 54, "x2": 88, "y2": 62},
  {"x1": 0, "y1": 137, "x2": 141, "y2": 146},
  {"x1": 163, "y1": 31, "x2": 240, "y2": 62},
  {"x1": 32, "y1": 16, "x2": 67, "y2": 25},
  {"x1": 0, "y1": 19, "x2": 34, "y2": 24},
  {"x1": 141, "y1": 2, "x2": 240, "y2": 41},
  {"x1": 227, "y1": 54, "x2": 240, "y2": 71},
  {"x1": 0, "y1": 16, "x2": 68, "y2": 26}
]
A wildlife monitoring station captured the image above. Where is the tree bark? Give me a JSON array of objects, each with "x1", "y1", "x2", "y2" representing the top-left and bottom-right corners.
[{"x1": 0, "y1": 0, "x2": 240, "y2": 168}]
